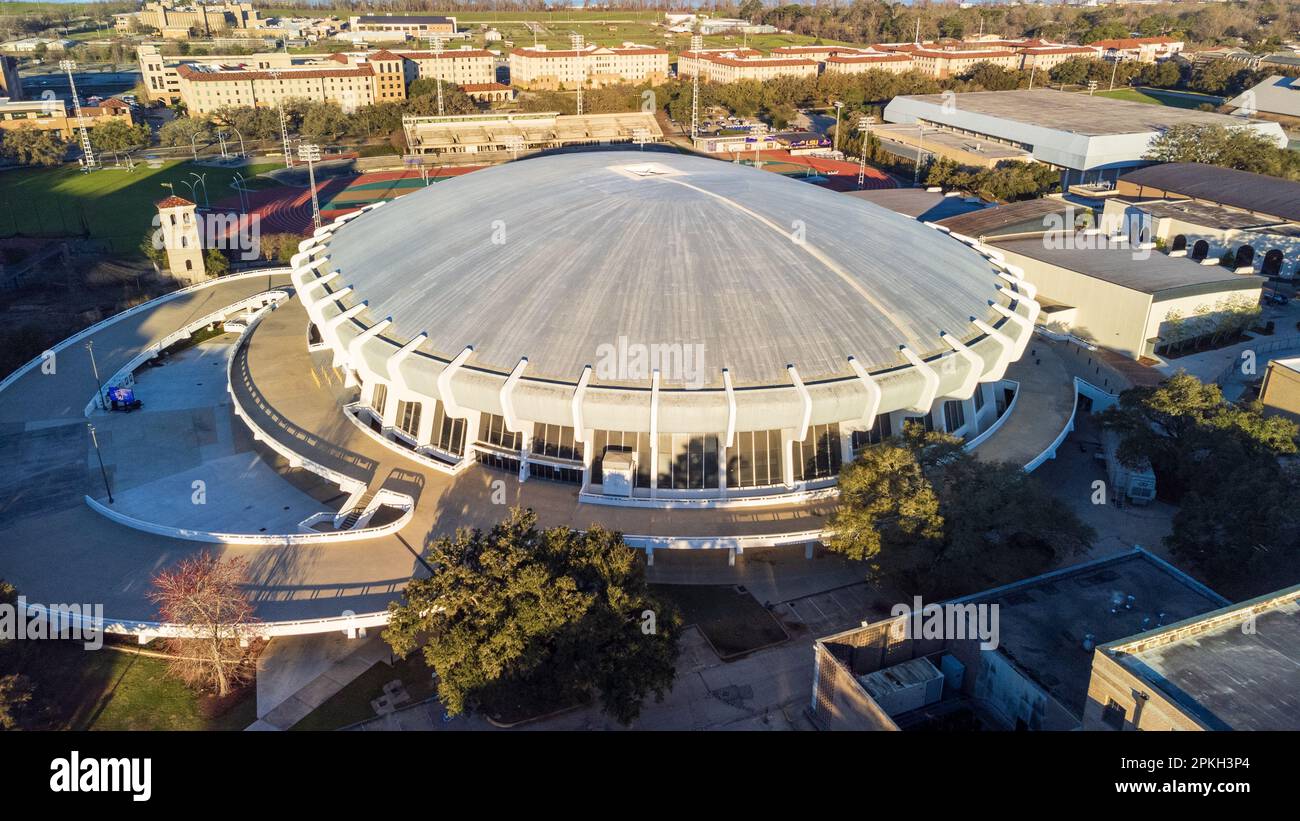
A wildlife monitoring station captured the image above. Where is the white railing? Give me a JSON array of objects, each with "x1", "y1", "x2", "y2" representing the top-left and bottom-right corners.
[
  {"x1": 1022, "y1": 376, "x2": 1109, "y2": 472},
  {"x1": 227, "y1": 310, "x2": 367, "y2": 497},
  {"x1": 85, "y1": 493, "x2": 414, "y2": 546},
  {"x1": 85, "y1": 289, "x2": 290, "y2": 415},
  {"x1": 963, "y1": 379, "x2": 1020, "y2": 453},
  {"x1": 340, "y1": 401, "x2": 469, "y2": 476},
  {"x1": 577, "y1": 483, "x2": 839, "y2": 510},
  {"x1": 0, "y1": 268, "x2": 293, "y2": 399}
]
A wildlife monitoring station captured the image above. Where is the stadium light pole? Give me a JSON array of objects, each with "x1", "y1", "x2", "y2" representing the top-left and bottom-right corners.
[
  {"x1": 1109, "y1": 57, "x2": 1119, "y2": 91},
  {"x1": 857, "y1": 115, "x2": 871, "y2": 189},
  {"x1": 690, "y1": 33, "x2": 702, "y2": 140},
  {"x1": 832, "y1": 101, "x2": 844, "y2": 153},
  {"x1": 427, "y1": 33, "x2": 445, "y2": 116},
  {"x1": 269, "y1": 68, "x2": 294, "y2": 168},
  {"x1": 570, "y1": 32, "x2": 585, "y2": 116},
  {"x1": 85, "y1": 339, "x2": 105, "y2": 411},
  {"x1": 87, "y1": 423, "x2": 113, "y2": 504},
  {"x1": 59, "y1": 59, "x2": 97, "y2": 171},
  {"x1": 299, "y1": 142, "x2": 323, "y2": 230}
]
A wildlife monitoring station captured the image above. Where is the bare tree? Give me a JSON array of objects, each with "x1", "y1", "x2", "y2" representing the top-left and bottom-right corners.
[{"x1": 148, "y1": 553, "x2": 259, "y2": 697}]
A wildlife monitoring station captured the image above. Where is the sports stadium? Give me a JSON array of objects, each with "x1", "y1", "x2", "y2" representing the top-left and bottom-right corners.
[{"x1": 294, "y1": 151, "x2": 1039, "y2": 507}]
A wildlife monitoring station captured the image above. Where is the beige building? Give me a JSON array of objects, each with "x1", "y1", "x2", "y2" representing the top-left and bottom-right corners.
[
  {"x1": 675, "y1": 49, "x2": 817, "y2": 83},
  {"x1": 349, "y1": 14, "x2": 455, "y2": 42},
  {"x1": 0, "y1": 96, "x2": 132, "y2": 139},
  {"x1": 138, "y1": 44, "x2": 293, "y2": 105},
  {"x1": 1260, "y1": 357, "x2": 1300, "y2": 422},
  {"x1": 811, "y1": 550, "x2": 1225, "y2": 731},
  {"x1": 988, "y1": 234, "x2": 1264, "y2": 360},
  {"x1": 508, "y1": 43, "x2": 669, "y2": 90},
  {"x1": 823, "y1": 51, "x2": 914, "y2": 75},
  {"x1": 155, "y1": 195, "x2": 205, "y2": 285},
  {"x1": 176, "y1": 61, "x2": 376, "y2": 115},
  {"x1": 0, "y1": 55, "x2": 20, "y2": 100},
  {"x1": 906, "y1": 47, "x2": 1020, "y2": 79},
  {"x1": 1084, "y1": 584, "x2": 1300, "y2": 731},
  {"x1": 123, "y1": 0, "x2": 263, "y2": 38},
  {"x1": 1088, "y1": 36, "x2": 1184, "y2": 63},
  {"x1": 1019, "y1": 45, "x2": 1102, "y2": 72},
  {"x1": 393, "y1": 47, "x2": 496, "y2": 86}
]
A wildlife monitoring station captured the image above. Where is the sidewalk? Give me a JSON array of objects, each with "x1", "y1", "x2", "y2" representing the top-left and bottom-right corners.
[{"x1": 248, "y1": 633, "x2": 391, "y2": 731}]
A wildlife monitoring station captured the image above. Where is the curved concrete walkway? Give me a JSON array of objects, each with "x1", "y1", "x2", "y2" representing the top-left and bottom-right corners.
[{"x1": 0, "y1": 272, "x2": 425, "y2": 624}]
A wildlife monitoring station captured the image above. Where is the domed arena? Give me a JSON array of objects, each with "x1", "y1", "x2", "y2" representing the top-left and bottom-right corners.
[{"x1": 292, "y1": 151, "x2": 1040, "y2": 506}]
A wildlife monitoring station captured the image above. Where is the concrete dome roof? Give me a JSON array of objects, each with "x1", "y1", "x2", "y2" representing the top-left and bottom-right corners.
[{"x1": 322, "y1": 151, "x2": 1002, "y2": 389}]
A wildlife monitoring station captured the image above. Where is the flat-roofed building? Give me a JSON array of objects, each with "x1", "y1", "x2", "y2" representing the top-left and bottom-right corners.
[
  {"x1": 1085, "y1": 584, "x2": 1300, "y2": 731},
  {"x1": 1106, "y1": 162, "x2": 1300, "y2": 278},
  {"x1": 349, "y1": 14, "x2": 455, "y2": 42},
  {"x1": 508, "y1": 43, "x2": 669, "y2": 90},
  {"x1": 986, "y1": 233, "x2": 1265, "y2": 359},
  {"x1": 1259, "y1": 357, "x2": 1300, "y2": 422},
  {"x1": 402, "y1": 110, "x2": 662, "y2": 158},
  {"x1": 811, "y1": 549, "x2": 1226, "y2": 731},
  {"x1": 883, "y1": 89, "x2": 1287, "y2": 186},
  {"x1": 1227, "y1": 74, "x2": 1300, "y2": 129},
  {"x1": 129, "y1": 0, "x2": 263, "y2": 39},
  {"x1": 0, "y1": 95, "x2": 132, "y2": 139}
]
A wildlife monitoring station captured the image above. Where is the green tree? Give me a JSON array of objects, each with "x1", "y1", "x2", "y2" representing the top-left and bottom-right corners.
[
  {"x1": 203, "y1": 247, "x2": 229, "y2": 277},
  {"x1": 158, "y1": 115, "x2": 211, "y2": 147},
  {"x1": 89, "y1": 119, "x2": 150, "y2": 153},
  {"x1": 384, "y1": 508, "x2": 679, "y2": 726},
  {"x1": 0, "y1": 125, "x2": 65, "y2": 167},
  {"x1": 1049, "y1": 57, "x2": 1092, "y2": 86},
  {"x1": 1145, "y1": 123, "x2": 1299, "y2": 179},
  {"x1": 0, "y1": 580, "x2": 36, "y2": 730},
  {"x1": 405, "y1": 82, "x2": 478, "y2": 116}
]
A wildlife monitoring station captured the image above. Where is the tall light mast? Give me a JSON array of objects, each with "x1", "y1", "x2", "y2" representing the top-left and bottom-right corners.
[
  {"x1": 269, "y1": 69, "x2": 294, "y2": 168},
  {"x1": 570, "y1": 32, "x2": 585, "y2": 116},
  {"x1": 690, "y1": 33, "x2": 702, "y2": 140},
  {"x1": 299, "y1": 142, "x2": 322, "y2": 231},
  {"x1": 428, "y1": 33, "x2": 445, "y2": 116},
  {"x1": 59, "y1": 60, "x2": 96, "y2": 171}
]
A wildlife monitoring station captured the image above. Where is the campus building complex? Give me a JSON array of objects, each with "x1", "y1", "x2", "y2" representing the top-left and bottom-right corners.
[
  {"x1": 675, "y1": 48, "x2": 818, "y2": 83},
  {"x1": 348, "y1": 14, "x2": 455, "y2": 42},
  {"x1": 116, "y1": 0, "x2": 264, "y2": 38},
  {"x1": 0, "y1": 95, "x2": 133, "y2": 139},
  {"x1": 508, "y1": 44, "x2": 669, "y2": 90}
]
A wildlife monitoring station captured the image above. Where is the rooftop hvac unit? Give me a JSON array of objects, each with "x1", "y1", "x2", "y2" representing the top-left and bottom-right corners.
[{"x1": 859, "y1": 656, "x2": 945, "y2": 717}]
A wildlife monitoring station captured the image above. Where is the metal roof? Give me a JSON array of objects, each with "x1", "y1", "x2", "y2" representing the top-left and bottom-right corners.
[
  {"x1": 991, "y1": 236, "x2": 1266, "y2": 296},
  {"x1": 1118, "y1": 162, "x2": 1300, "y2": 224},
  {"x1": 322, "y1": 151, "x2": 1005, "y2": 389},
  {"x1": 937, "y1": 198, "x2": 1083, "y2": 238}
]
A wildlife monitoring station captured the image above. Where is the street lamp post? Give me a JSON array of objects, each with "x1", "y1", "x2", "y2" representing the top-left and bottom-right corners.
[
  {"x1": 190, "y1": 130, "x2": 202, "y2": 162},
  {"x1": 189, "y1": 172, "x2": 209, "y2": 208},
  {"x1": 299, "y1": 142, "x2": 323, "y2": 230},
  {"x1": 832, "y1": 101, "x2": 844, "y2": 153},
  {"x1": 85, "y1": 339, "x2": 104, "y2": 410},
  {"x1": 87, "y1": 423, "x2": 113, "y2": 504}
]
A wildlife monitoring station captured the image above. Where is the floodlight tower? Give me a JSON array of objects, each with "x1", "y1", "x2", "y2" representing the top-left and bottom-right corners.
[
  {"x1": 427, "y1": 33, "x2": 446, "y2": 116},
  {"x1": 570, "y1": 32, "x2": 585, "y2": 116},
  {"x1": 268, "y1": 68, "x2": 294, "y2": 168},
  {"x1": 299, "y1": 142, "x2": 322, "y2": 230},
  {"x1": 857, "y1": 115, "x2": 871, "y2": 189},
  {"x1": 690, "y1": 33, "x2": 702, "y2": 139},
  {"x1": 59, "y1": 60, "x2": 97, "y2": 171}
]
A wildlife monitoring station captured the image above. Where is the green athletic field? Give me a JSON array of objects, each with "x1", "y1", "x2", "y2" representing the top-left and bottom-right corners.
[{"x1": 0, "y1": 160, "x2": 279, "y2": 255}]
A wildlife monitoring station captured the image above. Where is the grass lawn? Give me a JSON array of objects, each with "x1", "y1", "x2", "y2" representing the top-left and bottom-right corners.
[
  {"x1": 1, "y1": 639, "x2": 256, "y2": 730},
  {"x1": 1096, "y1": 87, "x2": 1219, "y2": 110},
  {"x1": 0, "y1": 160, "x2": 280, "y2": 256},
  {"x1": 290, "y1": 653, "x2": 438, "y2": 731},
  {"x1": 651, "y1": 584, "x2": 789, "y2": 659}
]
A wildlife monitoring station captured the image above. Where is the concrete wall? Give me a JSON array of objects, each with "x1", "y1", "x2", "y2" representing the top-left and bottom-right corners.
[
  {"x1": 810, "y1": 642, "x2": 899, "y2": 730},
  {"x1": 997, "y1": 247, "x2": 1155, "y2": 358},
  {"x1": 1260, "y1": 360, "x2": 1300, "y2": 422}
]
